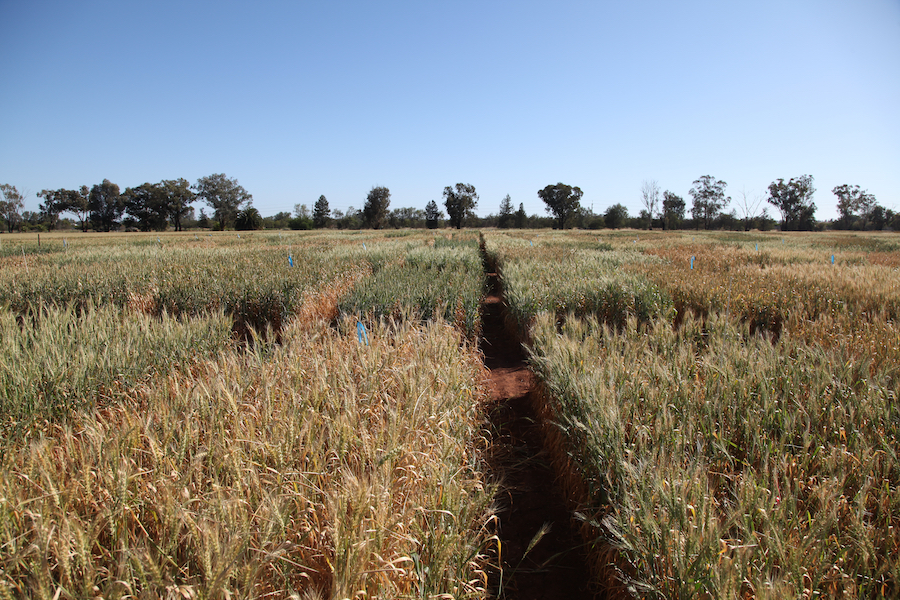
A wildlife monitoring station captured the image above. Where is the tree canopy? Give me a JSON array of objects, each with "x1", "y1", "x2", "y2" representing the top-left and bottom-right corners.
[
  {"x1": 89, "y1": 179, "x2": 123, "y2": 232},
  {"x1": 443, "y1": 183, "x2": 478, "y2": 229},
  {"x1": 662, "y1": 191, "x2": 685, "y2": 230},
  {"x1": 425, "y1": 200, "x2": 442, "y2": 229},
  {"x1": 363, "y1": 186, "x2": 391, "y2": 229},
  {"x1": 161, "y1": 178, "x2": 196, "y2": 232},
  {"x1": 123, "y1": 183, "x2": 167, "y2": 231},
  {"x1": 37, "y1": 188, "x2": 70, "y2": 230},
  {"x1": 833, "y1": 184, "x2": 876, "y2": 229},
  {"x1": 515, "y1": 203, "x2": 527, "y2": 229},
  {"x1": 689, "y1": 176, "x2": 730, "y2": 229},
  {"x1": 538, "y1": 183, "x2": 583, "y2": 230},
  {"x1": 604, "y1": 203, "x2": 628, "y2": 229},
  {"x1": 767, "y1": 175, "x2": 816, "y2": 231},
  {"x1": 313, "y1": 195, "x2": 330, "y2": 228},
  {"x1": 498, "y1": 194, "x2": 514, "y2": 229},
  {"x1": 235, "y1": 206, "x2": 263, "y2": 230},
  {"x1": 0, "y1": 184, "x2": 25, "y2": 233},
  {"x1": 194, "y1": 173, "x2": 252, "y2": 229}
]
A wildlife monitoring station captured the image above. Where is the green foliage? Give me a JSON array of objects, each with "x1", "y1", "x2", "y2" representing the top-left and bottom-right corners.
[
  {"x1": 0, "y1": 303, "x2": 231, "y2": 428},
  {"x1": 604, "y1": 203, "x2": 628, "y2": 229},
  {"x1": 425, "y1": 199, "x2": 442, "y2": 229},
  {"x1": 443, "y1": 183, "x2": 478, "y2": 229},
  {"x1": 0, "y1": 184, "x2": 25, "y2": 233},
  {"x1": 768, "y1": 175, "x2": 817, "y2": 231},
  {"x1": 498, "y1": 194, "x2": 514, "y2": 229},
  {"x1": 88, "y1": 179, "x2": 123, "y2": 232},
  {"x1": 538, "y1": 182, "x2": 583, "y2": 230},
  {"x1": 363, "y1": 186, "x2": 391, "y2": 229},
  {"x1": 122, "y1": 182, "x2": 168, "y2": 231},
  {"x1": 340, "y1": 235, "x2": 484, "y2": 338},
  {"x1": 194, "y1": 173, "x2": 252, "y2": 229},
  {"x1": 662, "y1": 190, "x2": 685, "y2": 230},
  {"x1": 234, "y1": 206, "x2": 263, "y2": 230},
  {"x1": 515, "y1": 202, "x2": 527, "y2": 228},
  {"x1": 833, "y1": 184, "x2": 878, "y2": 230},
  {"x1": 313, "y1": 194, "x2": 330, "y2": 228},
  {"x1": 690, "y1": 175, "x2": 730, "y2": 229}
]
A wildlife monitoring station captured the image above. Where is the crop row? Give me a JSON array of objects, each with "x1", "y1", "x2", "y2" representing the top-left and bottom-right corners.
[
  {"x1": 341, "y1": 233, "x2": 485, "y2": 339},
  {"x1": 1, "y1": 232, "x2": 486, "y2": 426},
  {"x1": 482, "y1": 232, "x2": 671, "y2": 336},
  {"x1": 484, "y1": 230, "x2": 900, "y2": 598},
  {"x1": 0, "y1": 316, "x2": 494, "y2": 598},
  {"x1": 0, "y1": 304, "x2": 232, "y2": 433},
  {"x1": 1, "y1": 230, "x2": 495, "y2": 597}
]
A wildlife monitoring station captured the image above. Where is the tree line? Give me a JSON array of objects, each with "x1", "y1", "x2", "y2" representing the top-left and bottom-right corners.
[{"x1": 0, "y1": 173, "x2": 895, "y2": 233}]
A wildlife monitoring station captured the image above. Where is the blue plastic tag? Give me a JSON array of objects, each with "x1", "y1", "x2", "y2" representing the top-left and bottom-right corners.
[{"x1": 357, "y1": 321, "x2": 369, "y2": 345}]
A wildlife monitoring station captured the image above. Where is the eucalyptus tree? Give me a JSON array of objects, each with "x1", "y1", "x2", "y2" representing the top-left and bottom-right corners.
[
  {"x1": 443, "y1": 183, "x2": 478, "y2": 229},
  {"x1": 689, "y1": 175, "x2": 730, "y2": 229},
  {"x1": 363, "y1": 186, "x2": 391, "y2": 229},
  {"x1": 538, "y1": 182, "x2": 582, "y2": 230},
  {"x1": 194, "y1": 173, "x2": 252, "y2": 229},
  {"x1": 37, "y1": 188, "x2": 70, "y2": 230},
  {"x1": 0, "y1": 184, "x2": 25, "y2": 232},
  {"x1": 767, "y1": 175, "x2": 816, "y2": 231},
  {"x1": 662, "y1": 191, "x2": 685, "y2": 230},
  {"x1": 89, "y1": 179, "x2": 124, "y2": 232},
  {"x1": 161, "y1": 178, "x2": 195, "y2": 231},
  {"x1": 832, "y1": 184, "x2": 876, "y2": 229}
]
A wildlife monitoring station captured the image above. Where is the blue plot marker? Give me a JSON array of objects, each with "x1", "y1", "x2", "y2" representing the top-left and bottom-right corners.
[
  {"x1": 357, "y1": 321, "x2": 369, "y2": 345},
  {"x1": 690, "y1": 256, "x2": 695, "y2": 270},
  {"x1": 288, "y1": 255, "x2": 293, "y2": 267}
]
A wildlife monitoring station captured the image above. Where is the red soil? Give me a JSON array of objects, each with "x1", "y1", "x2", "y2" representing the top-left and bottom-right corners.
[{"x1": 481, "y1": 273, "x2": 598, "y2": 599}]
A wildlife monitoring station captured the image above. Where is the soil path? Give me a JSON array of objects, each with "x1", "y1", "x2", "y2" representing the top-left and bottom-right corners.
[{"x1": 481, "y1": 269, "x2": 597, "y2": 599}]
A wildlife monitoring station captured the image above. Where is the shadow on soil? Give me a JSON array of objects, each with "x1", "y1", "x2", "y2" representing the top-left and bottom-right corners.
[{"x1": 481, "y1": 268, "x2": 600, "y2": 600}]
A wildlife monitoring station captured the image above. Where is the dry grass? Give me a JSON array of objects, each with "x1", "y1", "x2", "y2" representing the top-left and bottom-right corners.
[{"x1": 0, "y1": 315, "x2": 495, "y2": 599}]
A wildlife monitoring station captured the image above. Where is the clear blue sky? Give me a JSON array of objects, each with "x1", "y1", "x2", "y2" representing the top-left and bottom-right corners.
[{"x1": 2, "y1": 0, "x2": 898, "y2": 222}]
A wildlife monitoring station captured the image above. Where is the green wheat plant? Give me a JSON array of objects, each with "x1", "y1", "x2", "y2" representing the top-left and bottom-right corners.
[
  {"x1": 0, "y1": 302, "x2": 232, "y2": 432},
  {"x1": 340, "y1": 238, "x2": 485, "y2": 339}
]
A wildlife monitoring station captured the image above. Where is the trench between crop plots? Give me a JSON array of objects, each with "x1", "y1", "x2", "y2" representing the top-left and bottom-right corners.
[{"x1": 480, "y1": 250, "x2": 600, "y2": 600}]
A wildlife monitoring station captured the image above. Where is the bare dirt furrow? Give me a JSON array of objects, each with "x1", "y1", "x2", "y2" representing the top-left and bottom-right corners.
[{"x1": 481, "y1": 268, "x2": 596, "y2": 599}]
